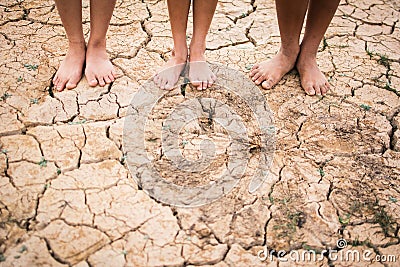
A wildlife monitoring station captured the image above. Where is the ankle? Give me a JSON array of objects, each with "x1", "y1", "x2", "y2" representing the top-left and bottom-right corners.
[
  {"x1": 68, "y1": 40, "x2": 86, "y2": 51},
  {"x1": 297, "y1": 50, "x2": 317, "y2": 63},
  {"x1": 189, "y1": 42, "x2": 206, "y2": 58},
  {"x1": 279, "y1": 45, "x2": 300, "y2": 60},
  {"x1": 188, "y1": 50, "x2": 206, "y2": 62},
  {"x1": 172, "y1": 48, "x2": 188, "y2": 62},
  {"x1": 87, "y1": 38, "x2": 106, "y2": 49}
]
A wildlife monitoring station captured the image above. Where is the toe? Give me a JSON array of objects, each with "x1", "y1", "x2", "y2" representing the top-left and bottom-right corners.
[
  {"x1": 304, "y1": 84, "x2": 315, "y2": 95},
  {"x1": 104, "y1": 75, "x2": 112, "y2": 84},
  {"x1": 325, "y1": 82, "x2": 331, "y2": 92},
  {"x1": 261, "y1": 78, "x2": 274, "y2": 89},
  {"x1": 66, "y1": 81, "x2": 78, "y2": 90},
  {"x1": 255, "y1": 76, "x2": 265, "y2": 85},
  {"x1": 320, "y1": 84, "x2": 328, "y2": 95},
  {"x1": 202, "y1": 81, "x2": 208, "y2": 90},
  {"x1": 98, "y1": 76, "x2": 106, "y2": 87},
  {"x1": 191, "y1": 80, "x2": 201, "y2": 88},
  {"x1": 250, "y1": 64, "x2": 259, "y2": 73},
  {"x1": 314, "y1": 85, "x2": 322, "y2": 95},
  {"x1": 164, "y1": 82, "x2": 172, "y2": 90},
  {"x1": 251, "y1": 72, "x2": 261, "y2": 82},
  {"x1": 108, "y1": 74, "x2": 115, "y2": 82},
  {"x1": 207, "y1": 78, "x2": 214, "y2": 87},
  {"x1": 250, "y1": 67, "x2": 260, "y2": 77},
  {"x1": 160, "y1": 78, "x2": 167, "y2": 90},
  {"x1": 86, "y1": 72, "x2": 98, "y2": 87},
  {"x1": 154, "y1": 75, "x2": 160, "y2": 85},
  {"x1": 53, "y1": 77, "x2": 59, "y2": 87},
  {"x1": 261, "y1": 80, "x2": 269, "y2": 89},
  {"x1": 56, "y1": 80, "x2": 67, "y2": 92},
  {"x1": 66, "y1": 74, "x2": 81, "y2": 90},
  {"x1": 89, "y1": 79, "x2": 98, "y2": 87}
]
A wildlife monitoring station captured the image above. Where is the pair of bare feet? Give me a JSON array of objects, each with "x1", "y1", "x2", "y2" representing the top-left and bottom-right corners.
[
  {"x1": 154, "y1": 50, "x2": 216, "y2": 91},
  {"x1": 53, "y1": 41, "x2": 116, "y2": 92},
  {"x1": 250, "y1": 47, "x2": 330, "y2": 95}
]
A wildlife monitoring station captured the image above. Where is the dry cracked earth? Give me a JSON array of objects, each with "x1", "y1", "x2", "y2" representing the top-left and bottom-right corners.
[{"x1": 1, "y1": 0, "x2": 400, "y2": 266}]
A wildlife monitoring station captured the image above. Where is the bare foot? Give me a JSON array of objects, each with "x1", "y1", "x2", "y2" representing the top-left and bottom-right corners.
[
  {"x1": 154, "y1": 51, "x2": 187, "y2": 90},
  {"x1": 250, "y1": 49, "x2": 298, "y2": 89},
  {"x1": 53, "y1": 42, "x2": 86, "y2": 92},
  {"x1": 85, "y1": 42, "x2": 116, "y2": 87},
  {"x1": 188, "y1": 53, "x2": 216, "y2": 90},
  {"x1": 296, "y1": 53, "x2": 330, "y2": 96}
]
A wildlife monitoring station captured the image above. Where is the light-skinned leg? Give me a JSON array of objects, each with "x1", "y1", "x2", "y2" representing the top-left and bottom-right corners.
[
  {"x1": 189, "y1": 0, "x2": 218, "y2": 90},
  {"x1": 250, "y1": 0, "x2": 308, "y2": 90},
  {"x1": 154, "y1": 0, "x2": 191, "y2": 90},
  {"x1": 296, "y1": 0, "x2": 340, "y2": 95},
  {"x1": 53, "y1": 0, "x2": 86, "y2": 92},
  {"x1": 85, "y1": 0, "x2": 117, "y2": 87}
]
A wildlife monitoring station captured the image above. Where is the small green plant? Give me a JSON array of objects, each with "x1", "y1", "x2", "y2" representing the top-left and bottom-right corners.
[
  {"x1": 38, "y1": 157, "x2": 47, "y2": 167},
  {"x1": 181, "y1": 140, "x2": 188, "y2": 147},
  {"x1": 377, "y1": 54, "x2": 390, "y2": 69},
  {"x1": 360, "y1": 104, "x2": 371, "y2": 111},
  {"x1": 18, "y1": 245, "x2": 27, "y2": 253},
  {"x1": 68, "y1": 119, "x2": 87, "y2": 125},
  {"x1": 44, "y1": 183, "x2": 50, "y2": 189},
  {"x1": 17, "y1": 76, "x2": 23, "y2": 82},
  {"x1": 373, "y1": 206, "x2": 396, "y2": 236},
  {"x1": 389, "y1": 196, "x2": 397, "y2": 203},
  {"x1": 1, "y1": 149, "x2": 7, "y2": 155},
  {"x1": 56, "y1": 168, "x2": 61, "y2": 175},
  {"x1": 245, "y1": 64, "x2": 253, "y2": 71},
  {"x1": 24, "y1": 64, "x2": 38, "y2": 71},
  {"x1": 366, "y1": 48, "x2": 374, "y2": 59},
  {"x1": 121, "y1": 250, "x2": 127, "y2": 256},
  {"x1": 318, "y1": 167, "x2": 325, "y2": 177},
  {"x1": 1, "y1": 92, "x2": 11, "y2": 101},
  {"x1": 339, "y1": 214, "x2": 350, "y2": 225},
  {"x1": 30, "y1": 98, "x2": 39, "y2": 104},
  {"x1": 162, "y1": 124, "x2": 171, "y2": 130},
  {"x1": 239, "y1": 12, "x2": 249, "y2": 19},
  {"x1": 0, "y1": 253, "x2": 5, "y2": 262},
  {"x1": 120, "y1": 154, "x2": 127, "y2": 164},
  {"x1": 269, "y1": 195, "x2": 274, "y2": 204}
]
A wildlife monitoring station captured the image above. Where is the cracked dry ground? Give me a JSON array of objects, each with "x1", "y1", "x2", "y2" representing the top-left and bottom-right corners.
[{"x1": 0, "y1": 0, "x2": 400, "y2": 266}]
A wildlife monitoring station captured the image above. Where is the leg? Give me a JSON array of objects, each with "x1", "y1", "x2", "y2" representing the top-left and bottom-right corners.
[
  {"x1": 154, "y1": 0, "x2": 190, "y2": 90},
  {"x1": 85, "y1": 0, "x2": 117, "y2": 87},
  {"x1": 53, "y1": 0, "x2": 86, "y2": 92},
  {"x1": 250, "y1": 0, "x2": 308, "y2": 89},
  {"x1": 296, "y1": 0, "x2": 340, "y2": 95},
  {"x1": 188, "y1": 0, "x2": 218, "y2": 90}
]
